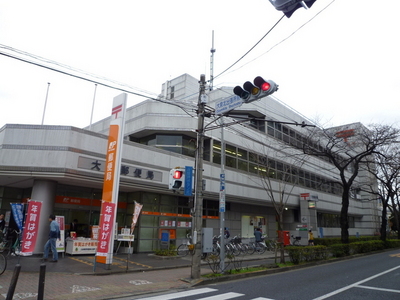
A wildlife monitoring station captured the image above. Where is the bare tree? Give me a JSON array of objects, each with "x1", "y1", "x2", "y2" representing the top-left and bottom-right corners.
[
  {"x1": 366, "y1": 142, "x2": 400, "y2": 240},
  {"x1": 251, "y1": 146, "x2": 307, "y2": 263},
  {"x1": 303, "y1": 123, "x2": 400, "y2": 244}
]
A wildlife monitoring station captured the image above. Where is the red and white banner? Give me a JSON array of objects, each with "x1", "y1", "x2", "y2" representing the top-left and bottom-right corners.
[
  {"x1": 96, "y1": 202, "x2": 116, "y2": 260},
  {"x1": 130, "y1": 201, "x2": 143, "y2": 234},
  {"x1": 96, "y1": 93, "x2": 127, "y2": 265},
  {"x1": 21, "y1": 200, "x2": 42, "y2": 256},
  {"x1": 56, "y1": 215, "x2": 65, "y2": 253}
]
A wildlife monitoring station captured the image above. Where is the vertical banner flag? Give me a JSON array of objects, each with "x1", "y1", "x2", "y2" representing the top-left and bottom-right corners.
[
  {"x1": 21, "y1": 200, "x2": 42, "y2": 256},
  {"x1": 96, "y1": 202, "x2": 116, "y2": 258},
  {"x1": 56, "y1": 216, "x2": 65, "y2": 253},
  {"x1": 96, "y1": 93, "x2": 127, "y2": 264},
  {"x1": 130, "y1": 201, "x2": 143, "y2": 234},
  {"x1": 11, "y1": 203, "x2": 24, "y2": 231}
]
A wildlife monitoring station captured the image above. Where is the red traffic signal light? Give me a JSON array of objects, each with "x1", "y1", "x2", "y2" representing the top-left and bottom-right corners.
[
  {"x1": 169, "y1": 168, "x2": 185, "y2": 191},
  {"x1": 233, "y1": 76, "x2": 278, "y2": 103},
  {"x1": 173, "y1": 170, "x2": 183, "y2": 179},
  {"x1": 253, "y1": 76, "x2": 278, "y2": 95}
]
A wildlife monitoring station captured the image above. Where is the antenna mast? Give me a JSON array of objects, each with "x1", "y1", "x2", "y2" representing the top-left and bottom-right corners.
[{"x1": 209, "y1": 30, "x2": 216, "y2": 91}]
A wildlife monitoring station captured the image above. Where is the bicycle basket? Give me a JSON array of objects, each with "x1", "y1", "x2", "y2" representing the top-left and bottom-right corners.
[
  {"x1": 188, "y1": 244, "x2": 195, "y2": 251},
  {"x1": 295, "y1": 236, "x2": 301, "y2": 240}
]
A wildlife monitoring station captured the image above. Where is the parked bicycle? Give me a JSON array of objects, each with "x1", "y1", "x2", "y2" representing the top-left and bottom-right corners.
[
  {"x1": 264, "y1": 238, "x2": 278, "y2": 252},
  {"x1": 250, "y1": 238, "x2": 267, "y2": 254},
  {"x1": 0, "y1": 232, "x2": 7, "y2": 275},
  {"x1": 0, "y1": 229, "x2": 22, "y2": 260},
  {"x1": 0, "y1": 252, "x2": 5, "y2": 275},
  {"x1": 291, "y1": 235, "x2": 301, "y2": 246},
  {"x1": 228, "y1": 236, "x2": 254, "y2": 255},
  {"x1": 211, "y1": 235, "x2": 233, "y2": 256},
  {"x1": 177, "y1": 234, "x2": 195, "y2": 257}
]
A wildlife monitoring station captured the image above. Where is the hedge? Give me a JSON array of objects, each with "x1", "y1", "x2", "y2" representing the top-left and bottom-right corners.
[{"x1": 285, "y1": 239, "x2": 399, "y2": 264}]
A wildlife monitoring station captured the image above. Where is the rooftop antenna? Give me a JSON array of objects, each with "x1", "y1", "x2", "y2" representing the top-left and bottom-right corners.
[{"x1": 209, "y1": 30, "x2": 216, "y2": 91}]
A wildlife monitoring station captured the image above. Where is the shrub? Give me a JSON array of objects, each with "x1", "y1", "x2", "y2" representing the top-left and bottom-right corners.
[
  {"x1": 384, "y1": 239, "x2": 400, "y2": 248},
  {"x1": 154, "y1": 244, "x2": 177, "y2": 256},
  {"x1": 330, "y1": 243, "x2": 350, "y2": 257},
  {"x1": 286, "y1": 246, "x2": 302, "y2": 264}
]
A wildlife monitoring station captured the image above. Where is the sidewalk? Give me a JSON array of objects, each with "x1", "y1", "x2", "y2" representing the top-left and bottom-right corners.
[{"x1": 0, "y1": 251, "x2": 278, "y2": 300}]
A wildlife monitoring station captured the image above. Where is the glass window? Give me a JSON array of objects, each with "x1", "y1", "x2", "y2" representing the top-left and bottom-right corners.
[
  {"x1": 213, "y1": 140, "x2": 221, "y2": 152},
  {"x1": 157, "y1": 135, "x2": 182, "y2": 146},
  {"x1": 237, "y1": 147, "x2": 247, "y2": 160},
  {"x1": 249, "y1": 163, "x2": 258, "y2": 174},
  {"x1": 213, "y1": 152, "x2": 221, "y2": 164},
  {"x1": 140, "y1": 216, "x2": 159, "y2": 227},
  {"x1": 225, "y1": 144, "x2": 237, "y2": 156},
  {"x1": 238, "y1": 160, "x2": 248, "y2": 172},
  {"x1": 226, "y1": 156, "x2": 237, "y2": 168}
]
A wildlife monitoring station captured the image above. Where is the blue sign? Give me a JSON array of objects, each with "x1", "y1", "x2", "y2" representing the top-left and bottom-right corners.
[
  {"x1": 220, "y1": 174, "x2": 225, "y2": 191},
  {"x1": 11, "y1": 203, "x2": 24, "y2": 231},
  {"x1": 184, "y1": 166, "x2": 193, "y2": 196},
  {"x1": 161, "y1": 232, "x2": 170, "y2": 242},
  {"x1": 215, "y1": 95, "x2": 242, "y2": 115}
]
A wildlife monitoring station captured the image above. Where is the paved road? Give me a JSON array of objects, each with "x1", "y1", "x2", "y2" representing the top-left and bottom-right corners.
[{"x1": 129, "y1": 249, "x2": 400, "y2": 300}]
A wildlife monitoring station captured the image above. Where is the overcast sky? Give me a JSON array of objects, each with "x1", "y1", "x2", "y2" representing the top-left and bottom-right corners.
[{"x1": 1, "y1": 0, "x2": 399, "y2": 129}]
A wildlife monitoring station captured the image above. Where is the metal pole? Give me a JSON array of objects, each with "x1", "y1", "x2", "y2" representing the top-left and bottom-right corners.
[
  {"x1": 41, "y1": 82, "x2": 50, "y2": 125},
  {"x1": 191, "y1": 74, "x2": 206, "y2": 280},
  {"x1": 219, "y1": 117, "x2": 226, "y2": 273},
  {"x1": 89, "y1": 84, "x2": 98, "y2": 130}
]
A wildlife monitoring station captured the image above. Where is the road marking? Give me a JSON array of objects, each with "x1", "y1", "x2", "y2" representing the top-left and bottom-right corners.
[
  {"x1": 68, "y1": 256, "x2": 94, "y2": 266},
  {"x1": 71, "y1": 285, "x2": 101, "y2": 293},
  {"x1": 113, "y1": 256, "x2": 152, "y2": 268},
  {"x1": 357, "y1": 285, "x2": 400, "y2": 294},
  {"x1": 140, "y1": 287, "x2": 217, "y2": 299},
  {"x1": 313, "y1": 265, "x2": 400, "y2": 299},
  {"x1": 1, "y1": 293, "x2": 37, "y2": 299},
  {"x1": 389, "y1": 253, "x2": 400, "y2": 257},
  {"x1": 129, "y1": 280, "x2": 152, "y2": 285},
  {"x1": 198, "y1": 292, "x2": 244, "y2": 299}
]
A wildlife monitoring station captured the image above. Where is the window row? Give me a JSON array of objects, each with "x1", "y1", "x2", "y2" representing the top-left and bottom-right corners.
[{"x1": 317, "y1": 213, "x2": 355, "y2": 228}]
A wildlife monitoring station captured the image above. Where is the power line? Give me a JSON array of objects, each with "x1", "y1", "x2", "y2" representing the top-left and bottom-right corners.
[
  {"x1": 0, "y1": 45, "x2": 198, "y2": 118},
  {"x1": 213, "y1": 14, "x2": 285, "y2": 81},
  {"x1": 214, "y1": 0, "x2": 336, "y2": 82}
]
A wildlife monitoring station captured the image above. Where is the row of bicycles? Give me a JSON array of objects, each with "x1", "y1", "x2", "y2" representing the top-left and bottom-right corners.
[
  {"x1": 211, "y1": 235, "x2": 277, "y2": 256},
  {"x1": 177, "y1": 234, "x2": 277, "y2": 257}
]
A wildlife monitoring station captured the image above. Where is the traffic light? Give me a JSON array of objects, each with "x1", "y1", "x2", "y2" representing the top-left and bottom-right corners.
[
  {"x1": 269, "y1": 0, "x2": 317, "y2": 18},
  {"x1": 169, "y1": 168, "x2": 185, "y2": 191},
  {"x1": 233, "y1": 76, "x2": 278, "y2": 103}
]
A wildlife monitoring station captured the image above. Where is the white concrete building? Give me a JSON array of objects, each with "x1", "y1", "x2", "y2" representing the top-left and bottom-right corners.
[{"x1": 0, "y1": 73, "x2": 380, "y2": 253}]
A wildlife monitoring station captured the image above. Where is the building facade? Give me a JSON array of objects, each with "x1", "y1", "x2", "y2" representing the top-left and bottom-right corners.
[{"x1": 0, "y1": 74, "x2": 380, "y2": 253}]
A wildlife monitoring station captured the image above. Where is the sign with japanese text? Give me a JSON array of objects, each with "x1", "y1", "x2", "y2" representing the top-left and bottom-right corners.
[
  {"x1": 215, "y1": 95, "x2": 242, "y2": 115},
  {"x1": 96, "y1": 92, "x2": 127, "y2": 265},
  {"x1": 11, "y1": 203, "x2": 24, "y2": 231},
  {"x1": 21, "y1": 200, "x2": 42, "y2": 256},
  {"x1": 56, "y1": 215, "x2": 65, "y2": 253},
  {"x1": 131, "y1": 201, "x2": 143, "y2": 234},
  {"x1": 96, "y1": 202, "x2": 116, "y2": 260}
]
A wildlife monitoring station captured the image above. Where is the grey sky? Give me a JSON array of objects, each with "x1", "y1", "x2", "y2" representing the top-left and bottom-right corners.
[{"x1": 1, "y1": 0, "x2": 399, "y2": 128}]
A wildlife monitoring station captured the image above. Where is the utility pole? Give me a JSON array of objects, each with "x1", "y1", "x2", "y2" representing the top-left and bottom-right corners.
[{"x1": 191, "y1": 74, "x2": 206, "y2": 280}]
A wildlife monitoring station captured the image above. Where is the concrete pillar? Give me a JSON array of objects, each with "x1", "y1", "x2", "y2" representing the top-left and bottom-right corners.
[{"x1": 32, "y1": 179, "x2": 57, "y2": 254}]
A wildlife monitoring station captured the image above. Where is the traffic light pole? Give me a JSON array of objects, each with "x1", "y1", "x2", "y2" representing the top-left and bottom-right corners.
[
  {"x1": 191, "y1": 74, "x2": 206, "y2": 280},
  {"x1": 219, "y1": 116, "x2": 226, "y2": 273}
]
